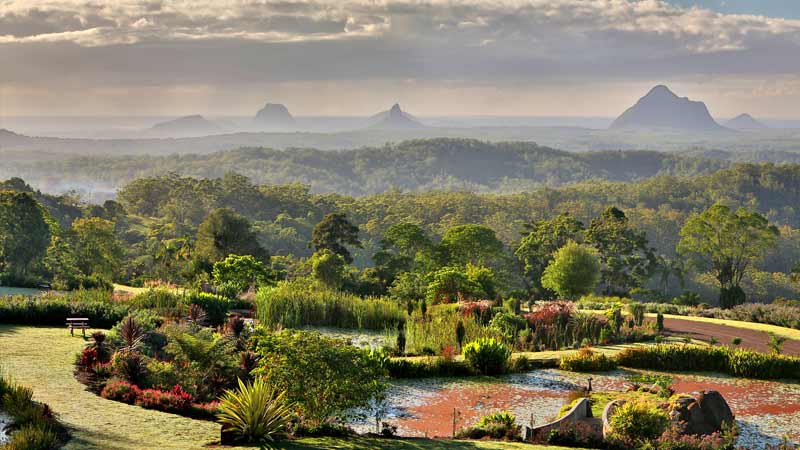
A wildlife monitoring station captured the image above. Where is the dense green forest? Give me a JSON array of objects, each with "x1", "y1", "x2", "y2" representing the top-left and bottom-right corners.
[
  {"x1": 0, "y1": 139, "x2": 729, "y2": 198},
  {"x1": 5, "y1": 156, "x2": 800, "y2": 304}
]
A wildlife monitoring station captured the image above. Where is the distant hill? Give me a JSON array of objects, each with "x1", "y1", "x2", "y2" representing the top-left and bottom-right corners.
[
  {"x1": 254, "y1": 103, "x2": 295, "y2": 130},
  {"x1": 368, "y1": 104, "x2": 424, "y2": 129},
  {"x1": 0, "y1": 138, "x2": 729, "y2": 198},
  {"x1": 610, "y1": 85, "x2": 724, "y2": 131},
  {"x1": 726, "y1": 113, "x2": 768, "y2": 130},
  {"x1": 149, "y1": 115, "x2": 223, "y2": 137}
]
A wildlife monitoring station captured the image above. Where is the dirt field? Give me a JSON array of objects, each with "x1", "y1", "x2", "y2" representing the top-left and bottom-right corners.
[{"x1": 655, "y1": 316, "x2": 800, "y2": 356}]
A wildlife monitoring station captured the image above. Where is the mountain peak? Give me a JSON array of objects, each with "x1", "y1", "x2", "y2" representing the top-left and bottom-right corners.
[
  {"x1": 254, "y1": 102, "x2": 295, "y2": 129},
  {"x1": 610, "y1": 85, "x2": 723, "y2": 131},
  {"x1": 645, "y1": 85, "x2": 678, "y2": 99},
  {"x1": 369, "y1": 103, "x2": 424, "y2": 130},
  {"x1": 726, "y1": 113, "x2": 768, "y2": 130},
  {"x1": 149, "y1": 115, "x2": 222, "y2": 137}
]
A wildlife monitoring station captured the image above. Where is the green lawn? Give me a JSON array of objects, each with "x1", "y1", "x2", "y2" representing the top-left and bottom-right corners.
[{"x1": 0, "y1": 325, "x2": 578, "y2": 450}]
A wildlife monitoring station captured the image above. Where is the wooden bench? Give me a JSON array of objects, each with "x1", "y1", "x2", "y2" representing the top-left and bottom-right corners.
[{"x1": 66, "y1": 317, "x2": 90, "y2": 337}]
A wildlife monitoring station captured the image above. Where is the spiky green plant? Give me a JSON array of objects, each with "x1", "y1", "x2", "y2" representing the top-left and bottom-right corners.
[{"x1": 216, "y1": 378, "x2": 293, "y2": 443}]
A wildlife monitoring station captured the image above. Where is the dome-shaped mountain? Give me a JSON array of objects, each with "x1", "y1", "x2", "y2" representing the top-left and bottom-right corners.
[
  {"x1": 610, "y1": 85, "x2": 724, "y2": 131},
  {"x1": 368, "y1": 104, "x2": 424, "y2": 129},
  {"x1": 254, "y1": 103, "x2": 295, "y2": 129},
  {"x1": 725, "y1": 113, "x2": 768, "y2": 130},
  {"x1": 149, "y1": 115, "x2": 223, "y2": 137}
]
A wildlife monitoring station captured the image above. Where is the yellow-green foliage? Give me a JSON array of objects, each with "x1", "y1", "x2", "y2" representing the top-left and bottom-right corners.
[
  {"x1": 216, "y1": 378, "x2": 293, "y2": 444},
  {"x1": 609, "y1": 401, "x2": 669, "y2": 442},
  {"x1": 255, "y1": 280, "x2": 405, "y2": 330},
  {"x1": 559, "y1": 348, "x2": 617, "y2": 372},
  {"x1": 405, "y1": 304, "x2": 501, "y2": 354}
]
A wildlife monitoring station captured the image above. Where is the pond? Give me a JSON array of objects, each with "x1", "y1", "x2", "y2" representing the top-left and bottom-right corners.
[
  {"x1": 350, "y1": 369, "x2": 800, "y2": 449},
  {"x1": 0, "y1": 286, "x2": 46, "y2": 297},
  {"x1": 300, "y1": 326, "x2": 394, "y2": 349},
  {"x1": 0, "y1": 410, "x2": 11, "y2": 444}
]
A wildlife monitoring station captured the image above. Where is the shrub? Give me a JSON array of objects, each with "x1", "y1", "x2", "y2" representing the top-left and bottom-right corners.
[
  {"x1": 610, "y1": 401, "x2": 669, "y2": 443},
  {"x1": 617, "y1": 344, "x2": 800, "y2": 380},
  {"x1": 0, "y1": 375, "x2": 65, "y2": 450},
  {"x1": 489, "y1": 311, "x2": 527, "y2": 342},
  {"x1": 188, "y1": 292, "x2": 230, "y2": 327},
  {"x1": 456, "y1": 410, "x2": 520, "y2": 440},
  {"x1": 131, "y1": 289, "x2": 183, "y2": 311},
  {"x1": 386, "y1": 357, "x2": 473, "y2": 378},
  {"x1": 463, "y1": 338, "x2": 511, "y2": 375},
  {"x1": 252, "y1": 329, "x2": 388, "y2": 426},
  {"x1": 216, "y1": 378, "x2": 293, "y2": 444},
  {"x1": 0, "y1": 290, "x2": 128, "y2": 328},
  {"x1": 101, "y1": 380, "x2": 141, "y2": 404},
  {"x1": 559, "y1": 348, "x2": 618, "y2": 372},
  {"x1": 731, "y1": 337, "x2": 742, "y2": 346},
  {"x1": 136, "y1": 385, "x2": 193, "y2": 413},
  {"x1": 110, "y1": 350, "x2": 148, "y2": 386},
  {"x1": 77, "y1": 347, "x2": 99, "y2": 369},
  {"x1": 255, "y1": 281, "x2": 405, "y2": 330},
  {"x1": 3, "y1": 422, "x2": 61, "y2": 450}
]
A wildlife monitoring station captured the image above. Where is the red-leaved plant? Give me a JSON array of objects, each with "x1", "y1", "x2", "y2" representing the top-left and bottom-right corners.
[{"x1": 101, "y1": 380, "x2": 141, "y2": 404}]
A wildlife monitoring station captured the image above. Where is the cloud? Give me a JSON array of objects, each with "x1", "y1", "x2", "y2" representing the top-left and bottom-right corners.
[
  {"x1": 1, "y1": 1, "x2": 799, "y2": 116},
  {"x1": 0, "y1": 0, "x2": 798, "y2": 51}
]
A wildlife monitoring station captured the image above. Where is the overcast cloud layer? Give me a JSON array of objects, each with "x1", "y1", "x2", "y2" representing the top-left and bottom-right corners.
[{"x1": 1, "y1": 0, "x2": 799, "y2": 117}]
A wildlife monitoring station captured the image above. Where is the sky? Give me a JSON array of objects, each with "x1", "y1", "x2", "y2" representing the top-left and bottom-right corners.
[{"x1": 1, "y1": 0, "x2": 799, "y2": 118}]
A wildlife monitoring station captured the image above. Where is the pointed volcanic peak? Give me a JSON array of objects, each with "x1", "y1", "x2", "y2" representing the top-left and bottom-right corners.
[
  {"x1": 368, "y1": 103, "x2": 425, "y2": 130},
  {"x1": 725, "y1": 113, "x2": 768, "y2": 130},
  {"x1": 149, "y1": 115, "x2": 223, "y2": 137},
  {"x1": 610, "y1": 85, "x2": 724, "y2": 131},
  {"x1": 253, "y1": 102, "x2": 295, "y2": 130}
]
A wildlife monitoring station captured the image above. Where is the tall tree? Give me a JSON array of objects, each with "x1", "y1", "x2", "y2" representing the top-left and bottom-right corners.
[
  {"x1": 0, "y1": 191, "x2": 52, "y2": 284},
  {"x1": 585, "y1": 206, "x2": 655, "y2": 296},
  {"x1": 71, "y1": 217, "x2": 124, "y2": 281},
  {"x1": 195, "y1": 208, "x2": 268, "y2": 264},
  {"x1": 515, "y1": 213, "x2": 584, "y2": 298},
  {"x1": 678, "y1": 204, "x2": 778, "y2": 308},
  {"x1": 373, "y1": 222, "x2": 435, "y2": 286},
  {"x1": 440, "y1": 224, "x2": 504, "y2": 267},
  {"x1": 310, "y1": 213, "x2": 361, "y2": 264},
  {"x1": 541, "y1": 241, "x2": 601, "y2": 300}
]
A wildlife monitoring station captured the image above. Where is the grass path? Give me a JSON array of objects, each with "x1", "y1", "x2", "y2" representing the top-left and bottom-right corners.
[{"x1": 0, "y1": 325, "x2": 575, "y2": 450}]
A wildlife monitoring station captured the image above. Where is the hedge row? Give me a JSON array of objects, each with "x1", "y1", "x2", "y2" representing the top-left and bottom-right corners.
[{"x1": 616, "y1": 344, "x2": 800, "y2": 380}]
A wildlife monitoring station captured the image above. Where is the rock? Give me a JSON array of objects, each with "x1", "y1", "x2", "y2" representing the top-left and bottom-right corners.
[
  {"x1": 668, "y1": 391, "x2": 734, "y2": 436},
  {"x1": 696, "y1": 390, "x2": 734, "y2": 430}
]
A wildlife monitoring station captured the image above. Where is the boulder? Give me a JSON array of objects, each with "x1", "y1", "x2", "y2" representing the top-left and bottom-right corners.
[
  {"x1": 696, "y1": 390, "x2": 734, "y2": 430},
  {"x1": 668, "y1": 390, "x2": 734, "y2": 436}
]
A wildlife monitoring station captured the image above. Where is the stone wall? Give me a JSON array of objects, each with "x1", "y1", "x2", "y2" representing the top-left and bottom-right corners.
[{"x1": 520, "y1": 397, "x2": 589, "y2": 441}]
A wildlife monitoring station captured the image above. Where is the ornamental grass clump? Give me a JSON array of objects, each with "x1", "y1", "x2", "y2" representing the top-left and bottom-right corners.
[
  {"x1": 463, "y1": 337, "x2": 511, "y2": 375},
  {"x1": 216, "y1": 378, "x2": 293, "y2": 444},
  {"x1": 559, "y1": 347, "x2": 618, "y2": 372}
]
